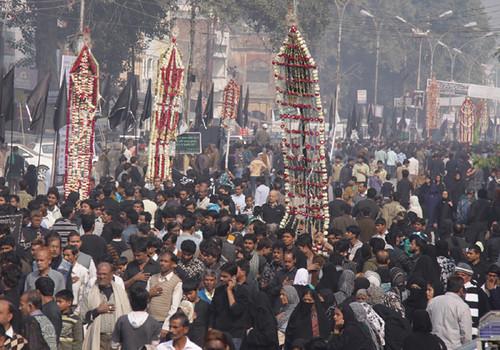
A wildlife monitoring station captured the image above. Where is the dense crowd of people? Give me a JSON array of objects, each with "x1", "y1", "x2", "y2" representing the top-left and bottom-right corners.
[{"x1": 0, "y1": 128, "x2": 498, "y2": 350}]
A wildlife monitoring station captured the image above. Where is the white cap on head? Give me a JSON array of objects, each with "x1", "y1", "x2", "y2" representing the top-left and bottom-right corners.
[{"x1": 262, "y1": 123, "x2": 268, "y2": 129}]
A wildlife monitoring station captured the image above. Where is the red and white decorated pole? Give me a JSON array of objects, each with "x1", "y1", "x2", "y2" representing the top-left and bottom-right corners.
[
  {"x1": 64, "y1": 45, "x2": 99, "y2": 199},
  {"x1": 146, "y1": 38, "x2": 185, "y2": 182},
  {"x1": 459, "y1": 97, "x2": 475, "y2": 145},
  {"x1": 221, "y1": 79, "x2": 240, "y2": 169},
  {"x1": 272, "y1": 11, "x2": 329, "y2": 245}
]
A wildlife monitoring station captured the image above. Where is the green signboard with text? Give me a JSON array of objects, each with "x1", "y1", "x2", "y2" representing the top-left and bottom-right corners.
[{"x1": 175, "y1": 132, "x2": 202, "y2": 154}]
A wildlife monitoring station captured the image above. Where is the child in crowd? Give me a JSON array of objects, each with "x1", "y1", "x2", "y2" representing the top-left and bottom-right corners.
[
  {"x1": 183, "y1": 280, "x2": 209, "y2": 347},
  {"x1": 55, "y1": 290, "x2": 83, "y2": 350}
]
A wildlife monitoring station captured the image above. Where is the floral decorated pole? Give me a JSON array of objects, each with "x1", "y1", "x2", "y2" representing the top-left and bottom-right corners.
[
  {"x1": 221, "y1": 79, "x2": 240, "y2": 169},
  {"x1": 221, "y1": 79, "x2": 240, "y2": 129},
  {"x1": 272, "y1": 17, "x2": 329, "y2": 242},
  {"x1": 426, "y1": 76, "x2": 440, "y2": 138},
  {"x1": 146, "y1": 38, "x2": 185, "y2": 182},
  {"x1": 458, "y1": 97, "x2": 475, "y2": 145},
  {"x1": 64, "y1": 45, "x2": 99, "y2": 199},
  {"x1": 475, "y1": 99, "x2": 489, "y2": 142}
]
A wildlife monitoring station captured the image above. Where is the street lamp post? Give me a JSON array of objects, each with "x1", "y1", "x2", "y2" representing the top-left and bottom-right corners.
[
  {"x1": 360, "y1": 9, "x2": 382, "y2": 106},
  {"x1": 333, "y1": 0, "x2": 352, "y2": 134}
]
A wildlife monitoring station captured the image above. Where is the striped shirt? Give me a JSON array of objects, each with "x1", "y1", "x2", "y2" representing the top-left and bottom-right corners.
[{"x1": 464, "y1": 281, "x2": 485, "y2": 336}]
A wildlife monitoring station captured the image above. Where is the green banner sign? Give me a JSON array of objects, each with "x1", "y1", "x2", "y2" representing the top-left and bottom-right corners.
[{"x1": 176, "y1": 132, "x2": 202, "y2": 154}]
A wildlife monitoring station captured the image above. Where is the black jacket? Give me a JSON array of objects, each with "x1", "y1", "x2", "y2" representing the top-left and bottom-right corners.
[
  {"x1": 397, "y1": 178, "x2": 413, "y2": 208},
  {"x1": 209, "y1": 283, "x2": 250, "y2": 338},
  {"x1": 402, "y1": 310, "x2": 446, "y2": 350},
  {"x1": 373, "y1": 304, "x2": 411, "y2": 350},
  {"x1": 242, "y1": 291, "x2": 279, "y2": 350}
]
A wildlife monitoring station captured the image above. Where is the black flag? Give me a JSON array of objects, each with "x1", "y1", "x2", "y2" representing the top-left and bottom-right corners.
[
  {"x1": 100, "y1": 74, "x2": 112, "y2": 118},
  {"x1": 109, "y1": 75, "x2": 133, "y2": 130},
  {"x1": 243, "y1": 86, "x2": 249, "y2": 128},
  {"x1": 236, "y1": 85, "x2": 244, "y2": 128},
  {"x1": 53, "y1": 75, "x2": 67, "y2": 131},
  {"x1": 328, "y1": 98, "x2": 334, "y2": 132},
  {"x1": 125, "y1": 74, "x2": 138, "y2": 132},
  {"x1": 381, "y1": 111, "x2": 389, "y2": 140},
  {"x1": 0, "y1": 68, "x2": 15, "y2": 121},
  {"x1": 390, "y1": 108, "x2": 398, "y2": 136},
  {"x1": 0, "y1": 67, "x2": 15, "y2": 143},
  {"x1": 346, "y1": 102, "x2": 356, "y2": 139},
  {"x1": 140, "y1": 79, "x2": 152, "y2": 128},
  {"x1": 367, "y1": 104, "x2": 379, "y2": 138},
  {"x1": 398, "y1": 111, "x2": 407, "y2": 131},
  {"x1": 194, "y1": 83, "x2": 203, "y2": 130},
  {"x1": 27, "y1": 73, "x2": 51, "y2": 133},
  {"x1": 439, "y1": 119, "x2": 448, "y2": 139},
  {"x1": 203, "y1": 83, "x2": 214, "y2": 127},
  {"x1": 487, "y1": 118, "x2": 495, "y2": 139}
]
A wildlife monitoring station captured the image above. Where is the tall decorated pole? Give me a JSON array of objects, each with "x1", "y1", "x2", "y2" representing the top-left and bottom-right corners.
[
  {"x1": 426, "y1": 76, "x2": 440, "y2": 138},
  {"x1": 272, "y1": 4, "x2": 329, "y2": 243},
  {"x1": 64, "y1": 45, "x2": 99, "y2": 199},
  {"x1": 458, "y1": 97, "x2": 475, "y2": 145},
  {"x1": 146, "y1": 38, "x2": 185, "y2": 183},
  {"x1": 221, "y1": 79, "x2": 240, "y2": 169}
]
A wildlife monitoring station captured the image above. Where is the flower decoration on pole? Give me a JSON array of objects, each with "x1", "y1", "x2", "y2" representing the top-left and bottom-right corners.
[
  {"x1": 146, "y1": 38, "x2": 185, "y2": 183},
  {"x1": 475, "y1": 99, "x2": 489, "y2": 142},
  {"x1": 459, "y1": 97, "x2": 475, "y2": 145},
  {"x1": 64, "y1": 45, "x2": 99, "y2": 199},
  {"x1": 426, "y1": 76, "x2": 440, "y2": 138},
  {"x1": 221, "y1": 79, "x2": 240, "y2": 129},
  {"x1": 272, "y1": 13, "x2": 329, "y2": 242}
]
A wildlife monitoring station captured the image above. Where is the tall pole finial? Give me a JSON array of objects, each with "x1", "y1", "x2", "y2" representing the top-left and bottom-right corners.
[{"x1": 287, "y1": 0, "x2": 298, "y2": 26}]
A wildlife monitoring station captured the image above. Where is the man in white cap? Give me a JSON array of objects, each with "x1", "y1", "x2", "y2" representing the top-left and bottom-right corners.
[{"x1": 454, "y1": 262, "x2": 490, "y2": 337}]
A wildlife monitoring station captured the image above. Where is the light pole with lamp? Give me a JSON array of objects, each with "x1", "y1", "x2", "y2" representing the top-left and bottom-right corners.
[
  {"x1": 394, "y1": 10, "x2": 452, "y2": 139},
  {"x1": 360, "y1": 9, "x2": 382, "y2": 106},
  {"x1": 333, "y1": 0, "x2": 352, "y2": 132}
]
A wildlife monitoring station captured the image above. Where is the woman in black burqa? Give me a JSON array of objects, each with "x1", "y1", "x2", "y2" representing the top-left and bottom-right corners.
[
  {"x1": 402, "y1": 309, "x2": 447, "y2": 350},
  {"x1": 285, "y1": 288, "x2": 330, "y2": 349},
  {"x1": 328, "y1": 303, "x2": 376, "y2": 350},
  {"x1": 241, "y1": 290, "x2": 279, "y2": 350}
]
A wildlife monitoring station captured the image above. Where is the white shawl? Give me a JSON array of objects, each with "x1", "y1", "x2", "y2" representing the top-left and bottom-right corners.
[{"x1": 82, "y1": 281, "x2": 131, "y2": 350}]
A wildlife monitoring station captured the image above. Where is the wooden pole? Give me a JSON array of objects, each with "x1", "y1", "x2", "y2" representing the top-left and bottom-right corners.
[{"x1": 225, "y1": 128, "x2": 230, "y2": 170}]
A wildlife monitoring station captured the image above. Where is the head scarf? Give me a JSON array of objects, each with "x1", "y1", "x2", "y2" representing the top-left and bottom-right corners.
[
  {"x1": 367, "y1": 285, "x2": 385, "y2": 306},
  {"x1": 349, "y1": 302, "x2": 383, "y2": 350},
  {"x1": 277, "y1": 286, "x2": 300, "y2": 332},
  {"x1": 408, "y1": 195, "x2": 423, "y2": 218},
  {"x1": 365, "y1": 271, "x2": 381, "y2": 288},
  {"x1": 293, "y1": 268, "x2": 309, "y2": 286},
  {"x1": 334, "y1": 269, "x2": 355, "y2": 305}
]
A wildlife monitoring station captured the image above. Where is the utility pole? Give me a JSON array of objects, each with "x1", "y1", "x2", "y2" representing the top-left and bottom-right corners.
[
  {"x1": 333, "y1": 0, "x2": 351, "y2": 131},
  {"x1": 79, "y1": 0, "x2": 85, "y2": 33},
  {"x1": 374, "y1": 23, "x2": 381, "y2": 106},
  {"x1": 184, "y1": 0, "x2": 199, "y2": 125}
]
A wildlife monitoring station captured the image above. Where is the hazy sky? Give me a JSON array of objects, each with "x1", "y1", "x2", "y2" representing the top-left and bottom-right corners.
[{"x1": 482, "y1": 0, "x2": 500, "y2": 28}]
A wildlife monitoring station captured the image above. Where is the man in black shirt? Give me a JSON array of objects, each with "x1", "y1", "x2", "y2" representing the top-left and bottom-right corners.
[
  {"x1": 35, "y1": 277, "x2": 62, "y2": 341},
  {"x1": 329, "y1": 187, "x2": 352, "y2": 220},
  {"x1": 209, "y1": 262, "x2": 250, "y2": 349},
  {"x1": 79, "y1": 214, "x2": 108, "y2": 265},
  {"x1": 261, "y1": 190, "x2": 285, "y2": 225},
  {"x1": 107, "y1": 222, "x2": 128, "y2": 257},
  {"x1": 123, "y1": 238, "x2": 160, "y2": 289}
]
